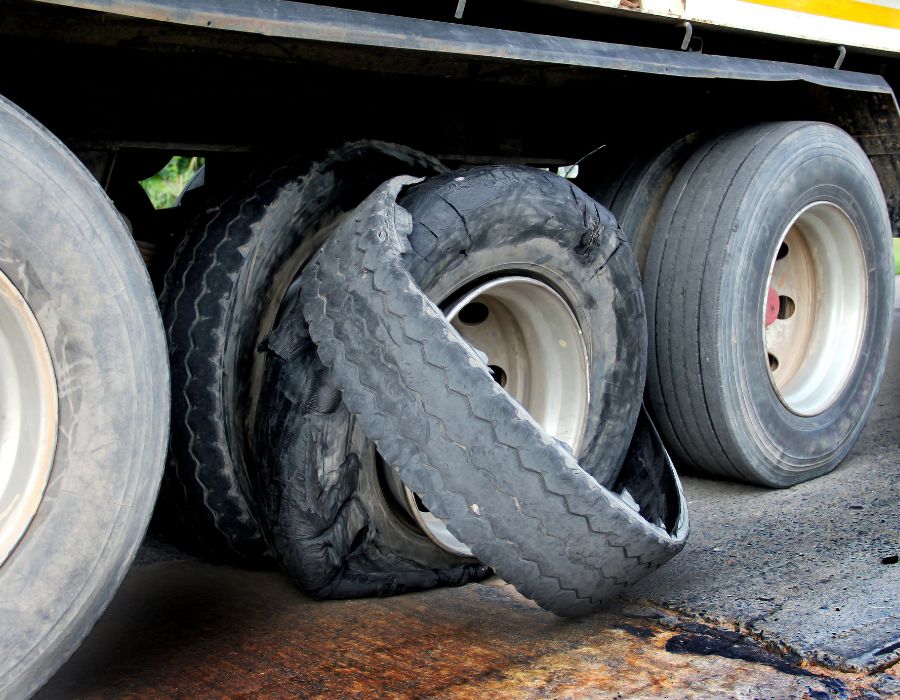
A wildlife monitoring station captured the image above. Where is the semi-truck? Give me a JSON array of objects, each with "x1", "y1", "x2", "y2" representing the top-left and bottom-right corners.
[{"x1": 0, "y1": 1, "x2": 896, "y2": 697}]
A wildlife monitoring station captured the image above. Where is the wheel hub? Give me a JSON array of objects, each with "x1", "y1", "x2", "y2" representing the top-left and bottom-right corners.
[
  {"x1": 763, "y1": 202, "x2": 867, "y2": 416},
  {"x1": 0, "y1": 268, "x2": 57, "y2": 566}
]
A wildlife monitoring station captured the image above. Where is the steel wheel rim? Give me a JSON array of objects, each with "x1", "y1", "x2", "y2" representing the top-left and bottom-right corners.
[
  {"x1": 387, "y1": 275, "x2": 590, "y2": 557},
  {"x1": 0, "y1": 268, "x2": 57, "y2": 565},
  {"x1": 762, "y1": 202, "x2": 867, "y2": 416}
]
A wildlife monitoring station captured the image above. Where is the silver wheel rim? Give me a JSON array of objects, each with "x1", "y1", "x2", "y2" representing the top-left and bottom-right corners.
[
  {"x1": 763, "y1": 202, "x2": 867, "y2": 416},
  {"x1": 386, "y1": 276, "x2": 590, "y2": 557},
  {"x1": 0, "y1": 268, "x2": 57, "y2": 566}
]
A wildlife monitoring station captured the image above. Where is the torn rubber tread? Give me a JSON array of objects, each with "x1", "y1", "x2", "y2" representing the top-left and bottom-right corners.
[
  {"x1": 258, "y1": 164, "x2": 644, "y2": 598},
  {"x1": 399, "y1": 167, "x2": 646, "y2": 487},
  {"x1": 300, "y1": 176, "x2": 689, "y2": 616},
  {"x1": 158, "y1": 141, "x2": 446, "y2": 563},
  {"x1": 257, "y1": 309, "x2": 489, "y2": 598}
]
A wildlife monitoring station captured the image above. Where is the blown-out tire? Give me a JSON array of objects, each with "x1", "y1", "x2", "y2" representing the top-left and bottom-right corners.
[
  {"x1": 591, "y1": 134, "x2": 698, "y2": 272},
  {"x1": 400, "y1": 166, "x2": 648, "y2": 487},
  {"x1": 0, "y1": 96, "x2": 168, "y2": 698},
  {"x1": 256, "y1": 165, "x2": 647, "y2": 597},
  {"x1": 157, "y1": 142, "x2": 445, "y2": 563},
  {"x1": 298, "y1": 175, "x2": 688, "y2": 616},
  {"x1": 258, "y1": 310, "x2": 489, "y2": 598},
  {"x1": 644, "y1": 121, "x2": 894, "y2": 487}
]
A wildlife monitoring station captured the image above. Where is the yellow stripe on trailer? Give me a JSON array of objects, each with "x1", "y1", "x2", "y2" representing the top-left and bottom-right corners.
[
  {"x1": 560, "y1": 0, "x2": 900, "y2": 52},
  {"x1": 741, "y1": 0, "x2": 900, "y2": 29}
]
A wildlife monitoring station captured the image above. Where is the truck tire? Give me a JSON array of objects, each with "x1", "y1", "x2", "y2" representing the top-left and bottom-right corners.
[
  {"x1": 257, "y1": 308, "x2": 490, "y2": 598},
  {"x1": 0, "y1": 96, "x2": 168, "y2": 698},
  {"x1": 592, "y1": 134, "x2": 698, "y2": 272},
  {"x1": 157, "y1": 142, "x2": 445, "y2": 563},
  {"x1": 298, "y1": 175, "x2": 689, "y2": 616},
  {"x1": 400, "y1": 166, "x2": 647, "y2": 487},
  {"x1": 644, "y1": 121, "x2": 894, "y2": 487},
  {"x1": 256, "y1": 165, "x2": 647, "y2": 597}
]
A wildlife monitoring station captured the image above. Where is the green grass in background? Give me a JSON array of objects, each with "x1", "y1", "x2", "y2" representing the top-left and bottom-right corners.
[
  {"x1": 140, "y1": 156, "x2": 204, "y2": 209},
  {"x1": 894, "y1": 237, "x2": 899, "y2": 275}
]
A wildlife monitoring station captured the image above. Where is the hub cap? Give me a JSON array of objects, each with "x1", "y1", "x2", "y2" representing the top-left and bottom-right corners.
[
  {"x1": 763, "y1": 202, "x2": 867, "y2": 416},
  {"x1": 386, "y1": 276, "x2": 590, "y2": 557},
  {"x1": 0, "y1": 268, "x2": 57, "y2": 565}
]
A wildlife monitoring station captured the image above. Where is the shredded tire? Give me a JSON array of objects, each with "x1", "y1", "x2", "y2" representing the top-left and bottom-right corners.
[
  {"x1": 256, "y1": 164, "x2": 645, "y2": 598},
  {"x1": 156, "y1": 142, "x2": 447, "y2": 563},
  {"x1": 257, "y1": 310, "x2": 490, "y2": 598},
  {"x1": 299, "y1": 176, "x2": 689, "y2": 616}
]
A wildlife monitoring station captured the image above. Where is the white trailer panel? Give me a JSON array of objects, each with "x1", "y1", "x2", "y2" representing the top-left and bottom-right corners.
[{"x1": 560, "y1": 0, "x2": 900, "y2": 53}]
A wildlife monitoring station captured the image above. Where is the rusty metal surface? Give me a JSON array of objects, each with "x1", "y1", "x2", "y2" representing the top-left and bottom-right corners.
[
  {"x1": 35, "y1": 561, "x2": 896, "y2": 699},
  {"x1": 28, "y1": 0, "x2": 893, "y2": 94}
]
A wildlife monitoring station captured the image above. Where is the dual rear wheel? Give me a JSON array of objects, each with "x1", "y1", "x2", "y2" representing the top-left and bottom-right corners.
[
  {"x1": 596, "y1": 121, "x2": 893, "y2": 487},
  {"x1": 161, "y1": 121, "x2": 892, "y2": 601}
]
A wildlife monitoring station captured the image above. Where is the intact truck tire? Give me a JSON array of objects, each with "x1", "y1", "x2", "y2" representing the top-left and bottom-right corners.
[
  {"x1": 592, "y1": 134, "x2": 698, "y2": 272},
  {"x1": 256, "y1": 165, "x2": 647, "y2": 597},
  {"x1": 298, "y1": 175, "x2": 689, "y2": 616},
  {"x1": 157, "y1": 142, "x2": 446, "y2": 563},
  {"x1": 644, "y1": 122, "x2": 894, "y2": 487},
  {"x1": 0, "y1": 96, "x2": 168, "y2": 698}
]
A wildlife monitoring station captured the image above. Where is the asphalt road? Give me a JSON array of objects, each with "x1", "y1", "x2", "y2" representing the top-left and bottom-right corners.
[
  {"x1": 37, "y1": 283, "x2": 899, "y2": 698},
  {"x1": 631, "y1": 294, "x2": 900, "y2": 672}
]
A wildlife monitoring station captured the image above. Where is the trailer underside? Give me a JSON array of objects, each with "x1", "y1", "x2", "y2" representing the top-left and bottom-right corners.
[{"x1": 1, "y1": 0, "x2": 898, "y2": 237}]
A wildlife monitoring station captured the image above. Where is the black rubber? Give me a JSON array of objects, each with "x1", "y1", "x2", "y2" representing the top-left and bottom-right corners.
[
  {"x1": 257, "y1": 308, "x2": 490, "y2": 598},
  {"x1": 0, "y1": 94, "x2": 168, "y2": 699},
  {"x1": 256, "y1": 164, "x2": 647, "y2": 598},
  {"x1": 643, "y1": 121, "x2": 894, "y2": 487},
  {"x1": 156, "y1": 142, "x2": 446, "y2": 564},
  {"x1": 400, "y1": 166, "x2": 647, "y2": 486},
  {"x1": 298, "y1": 175, "x2": 689, "y2": 616},
  {"x1": 591, "y1": 134, "x2": 698, "y2": 273}
]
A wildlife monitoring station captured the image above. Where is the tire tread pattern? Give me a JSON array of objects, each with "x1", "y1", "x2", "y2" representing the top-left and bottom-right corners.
[
  {"x1": 643, "y1": 122, "x2": 893, "y2": 484},
  {"x1": 158, "y1": 142, "x2": 446, "y2": 562}
]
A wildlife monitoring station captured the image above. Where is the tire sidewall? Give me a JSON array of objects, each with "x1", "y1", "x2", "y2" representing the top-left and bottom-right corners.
[
  {"x1": 609, "y1": 133, "x2": 698, "y2": 272},
  {"x1": 0, "y1": 98, "x2": 167, "y2": 698},
  {"x1": 223, "y1": 171, "x2": 342, "y2": 495}
]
